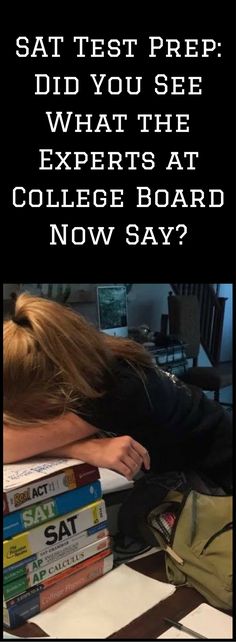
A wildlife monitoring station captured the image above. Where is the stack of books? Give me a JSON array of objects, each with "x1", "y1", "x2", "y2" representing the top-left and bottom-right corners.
[{"x1": 3, "y1": 458, "x2": 113, "y2": 629}]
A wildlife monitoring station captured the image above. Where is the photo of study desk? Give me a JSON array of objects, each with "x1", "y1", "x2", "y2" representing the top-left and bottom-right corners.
[
  {"x1": 6, "y1": 551, "x2": 225, "y2": 639},
  {"x1": 4, "y1": 469, "x2": 232, "y2": 639}
]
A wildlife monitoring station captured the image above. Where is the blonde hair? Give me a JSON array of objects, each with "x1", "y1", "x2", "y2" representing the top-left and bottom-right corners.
[{"x1": 4, "y1": 293, "x2": 153, "y2": 425}]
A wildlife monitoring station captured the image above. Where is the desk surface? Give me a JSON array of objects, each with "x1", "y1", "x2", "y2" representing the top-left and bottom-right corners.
[
  {"x1": 110, "y1": 552, "x2": 204, "y2": 639},
  {"x1": 6, "y1": 551, "x2": 207, "y2": 639}
]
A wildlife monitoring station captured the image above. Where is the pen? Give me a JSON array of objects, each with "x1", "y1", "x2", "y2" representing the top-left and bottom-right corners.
[{"x1": 163, "y1": 617, "x2": 208, "y2": 639}]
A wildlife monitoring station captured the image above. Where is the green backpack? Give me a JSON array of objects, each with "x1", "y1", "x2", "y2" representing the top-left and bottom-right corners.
[
  {"x1": 146, "y1": 487, "x2": 232, "y2": 610},
  {"x1": 119, "y1": 472, "x2": 232, "y2": 610}
]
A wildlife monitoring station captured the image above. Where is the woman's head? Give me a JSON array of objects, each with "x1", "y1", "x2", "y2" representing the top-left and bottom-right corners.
[
  {"x1": 4, "y1": 293, "x2": 153, "y2": 426},
  {"x1": 3, "y1": 293, "x2": 112, "y2": 425}
]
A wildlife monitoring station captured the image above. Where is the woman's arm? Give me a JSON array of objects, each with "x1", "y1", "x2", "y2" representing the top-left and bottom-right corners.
[
  {"x1": 3, "y1": 412, "x2": 100, "y2": 463},
  {"x1": 4, "y1": 412, "x2": 150, "y2": 480},
  {"x1": 43, "y1": 435, "x2": 150, "y2": 481}
]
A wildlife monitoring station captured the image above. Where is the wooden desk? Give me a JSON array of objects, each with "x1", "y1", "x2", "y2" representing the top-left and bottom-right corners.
[
  {"x1": 110, "y1": 552, "x2": 204, "y2": 639},
  {"x1": 6, "y1": 552, "x2": 206, "y2": 639}
]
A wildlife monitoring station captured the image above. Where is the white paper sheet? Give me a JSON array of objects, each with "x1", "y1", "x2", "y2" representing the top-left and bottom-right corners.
[
  {"x1": 157, "y1": 603, "x2": 233, "y2": 639},
  {"x1": 99, "y1": 467, "x2": 134, "y2": 493},
  {"x1": 4, "y1": 458, "x2": 83, "y2": 490},
  {"x1": 30, "y1": 564, "x2": 175, "y2": 638},
  {"x1": 4, "y1": 461, "x2": 133, "y2": 494}
]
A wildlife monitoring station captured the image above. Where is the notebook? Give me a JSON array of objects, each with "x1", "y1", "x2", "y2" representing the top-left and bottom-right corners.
[{"x1": 158, "y1": 603, "x2": 233, "y2": 639}]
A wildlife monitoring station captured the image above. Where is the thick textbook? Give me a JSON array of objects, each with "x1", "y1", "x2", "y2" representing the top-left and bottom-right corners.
[
  {"x1": 5, "y1": 548, "x2": 112, "y2": 607},
  {"x1": 3, "y1": 521, "x2": 108, "y2": 584},
  {"x1": 4, "y1": 535, "x2": 110, "y2": 600},
  {"x1": 4, "y1": 458, "x2": 99, "y2": 515},
  {"x1": 4, "y1": 479, "x2": 102, "y2": 538},
  {"x1": 4, "y1": 499, "x2": 107, "y2": 567},
  {"x1": 3, "y1": 551, "x2": 113, "y2": 628}
]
